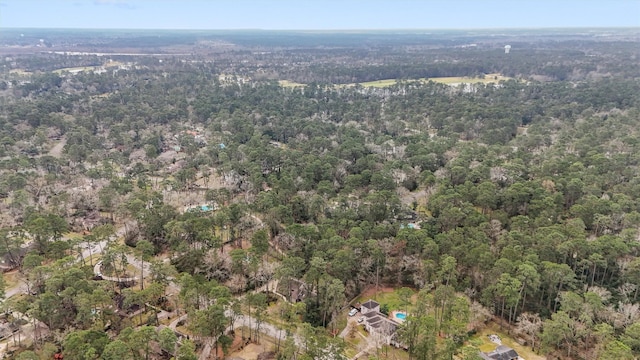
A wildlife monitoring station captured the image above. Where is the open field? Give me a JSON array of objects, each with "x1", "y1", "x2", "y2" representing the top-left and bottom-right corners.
[
  {"x1": 278, "y1": 73, "x2": 513, "y2": 89},
  {"x1": 278, "y1": 79, "x2": 306, "y2": 88},
  {"x1": 52, "y1": 66, "x2": 99, "y2": 74},
  {"x1": 425, "y1": 73, "x2": 512, "y2": 85},
  {"x1": 356, "y1": 79, "x2": 399, "y2": 87},
  {"x1": 51, "y1": 60, "x2": 125, "y2": 74},
  {"x1": 8, "y1": 69, "x2": 32, "y2": 75},
  {"x1": 358, "y1": 73, "x2": 513, "y2": 87}
]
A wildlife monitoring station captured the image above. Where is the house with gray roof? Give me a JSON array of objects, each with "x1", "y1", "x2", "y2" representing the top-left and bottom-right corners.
[
  {"x1": 358, "y1": 299, "x2": 403, "y2": 348},
  {"x1": 361, "y1": 299, "x2": 381, "y2": 314},
  {"x1": 479, "y1": 345, "x2": 522, "y2": 360}
]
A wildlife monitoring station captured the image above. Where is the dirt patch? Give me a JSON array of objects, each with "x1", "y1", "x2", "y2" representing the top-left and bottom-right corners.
[
  {"x1": 358, "y1": 286, "x2": 396, "y2": 299},
  {"x1": 226, "y1": 328, "x2": 275, "y2": 360},
  {"x1": 228, "y1": 343, "x2": 268, "y2": 360},
  {"x1": 48, "y1": 138, "x2": 66, "y2": 158}
]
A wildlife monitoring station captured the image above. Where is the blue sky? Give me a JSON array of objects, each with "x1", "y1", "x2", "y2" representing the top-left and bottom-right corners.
[{"x1": 1, "y1": 0, "x2": 639, "y2": 29}]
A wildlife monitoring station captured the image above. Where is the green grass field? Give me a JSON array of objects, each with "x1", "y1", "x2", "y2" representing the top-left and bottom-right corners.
[
  {"x1": 343, "y1": 325, "x2": 367, "y2": 353},
  {"x1": 357, "y1": 287, "x2": 416, "y2": 314}
]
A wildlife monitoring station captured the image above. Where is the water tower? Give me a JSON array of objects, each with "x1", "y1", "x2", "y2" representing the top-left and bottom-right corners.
[{"x1": 504, "y1": 45, "x2": 511, "y2": 54}]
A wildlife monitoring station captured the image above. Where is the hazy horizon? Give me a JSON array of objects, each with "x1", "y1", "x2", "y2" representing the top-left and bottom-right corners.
[
  {"x1": 3, "y1": 27, "x2": 640, "y2": 31},
  {"x1": 1, "y1": 0, "x2": 639, "y2": 30}
]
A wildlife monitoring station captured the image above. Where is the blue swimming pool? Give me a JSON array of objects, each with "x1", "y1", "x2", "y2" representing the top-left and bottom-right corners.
[{"x1": 395, "y1": 312, "x2": 407, "y2": 320}]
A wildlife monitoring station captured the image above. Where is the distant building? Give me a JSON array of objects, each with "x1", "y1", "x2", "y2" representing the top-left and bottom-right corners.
[
  {"x1": 504, "y1": 45, "x2": 512, "y2": 54},
  {"x1": 479, "y1": 345, "x2": 521, "y2": 360}
]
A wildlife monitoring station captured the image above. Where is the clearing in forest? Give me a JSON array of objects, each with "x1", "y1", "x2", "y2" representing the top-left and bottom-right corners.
[
  {"x1": 357, "y1": 73, "x2": 513, "y2": 87},
  {"x1": 471, "y1": 322, "x2": 546, "y2": 360},
  {"x1": 278, "y1": 79, "x2": 306, "y2": 87},
  {"x1": 278, "y1": 73, "x2": 513, "y2": 89}
]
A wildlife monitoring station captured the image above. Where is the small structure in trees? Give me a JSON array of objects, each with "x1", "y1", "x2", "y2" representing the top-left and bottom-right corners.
[{"x1": 286, "y1": 279, "x2": 310, "y2": 303}]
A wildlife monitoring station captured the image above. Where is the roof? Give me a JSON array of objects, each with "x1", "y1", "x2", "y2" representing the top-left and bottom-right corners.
[
  {"x1": 362, "y1": 299, "x2": 380, "y2": 310},
  {"x1": 480, "y1": 346, "x2": 519, "y2": 360},
  {"x1": 368, "y1": 316, "x2": 398, "y2": 334}
]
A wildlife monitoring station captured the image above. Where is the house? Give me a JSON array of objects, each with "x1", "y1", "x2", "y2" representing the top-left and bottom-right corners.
[
  {"x1": 479, "y1": 345, "x2": 521, "y2": 360},
  {"x1": 282, "y1": 279, "x2": 311, "y2": 303},
  {"x1": 361, "y1": 299, "x2": 380, "y2": 314},
  {"x1": 359, "y1": 299, "x2": 403, "y2": 348}
]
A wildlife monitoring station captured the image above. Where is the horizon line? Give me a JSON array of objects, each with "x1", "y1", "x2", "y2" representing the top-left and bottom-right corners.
[{"x1": 3, "y1": 26, "x2": 640, "y2": 31}]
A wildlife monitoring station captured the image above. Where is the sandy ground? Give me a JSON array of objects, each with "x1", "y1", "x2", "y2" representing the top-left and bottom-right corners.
[
  {"x1": 48, "y1": 138, "x2": 67, "y2": 158},
  {"x1": 228, "y1": 343, "x2": 267, "y2": 360},
  {"x1": 226, "y1": 328, "x2": 276, "y2": 360}
]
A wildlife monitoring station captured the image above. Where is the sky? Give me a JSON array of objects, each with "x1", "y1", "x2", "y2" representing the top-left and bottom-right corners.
[{"x1": 0, "y1": 0, "x2": 639, "y2": 30}]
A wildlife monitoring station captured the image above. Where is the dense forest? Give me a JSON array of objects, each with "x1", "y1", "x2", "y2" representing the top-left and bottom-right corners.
[{"x1": 0, "y1": 29, "x2": 639, "y2": 360}]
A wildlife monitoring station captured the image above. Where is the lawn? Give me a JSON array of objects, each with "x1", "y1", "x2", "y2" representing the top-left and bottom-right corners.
[
  {"x1": 470, "y1": 321, "x2": 546, "y2": 360},
  {"x1": 357, "y1": 287, "x2": 416, "y2": 314},
  {"x1": 343, "y1": 325, "x2": 368, "y2": 357},
  {"x1": 63, "y1": 232, "x2": 85, "y2": 240},
  {"x1": 264, "y1": 299, "x2": 300, "y2": 332},
  {"x1": 82, "y1": 254, "x2": 102, "y2": 267},
  {"x1": 3, "y1": 270, "x2": 20, "y2": 290}
]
